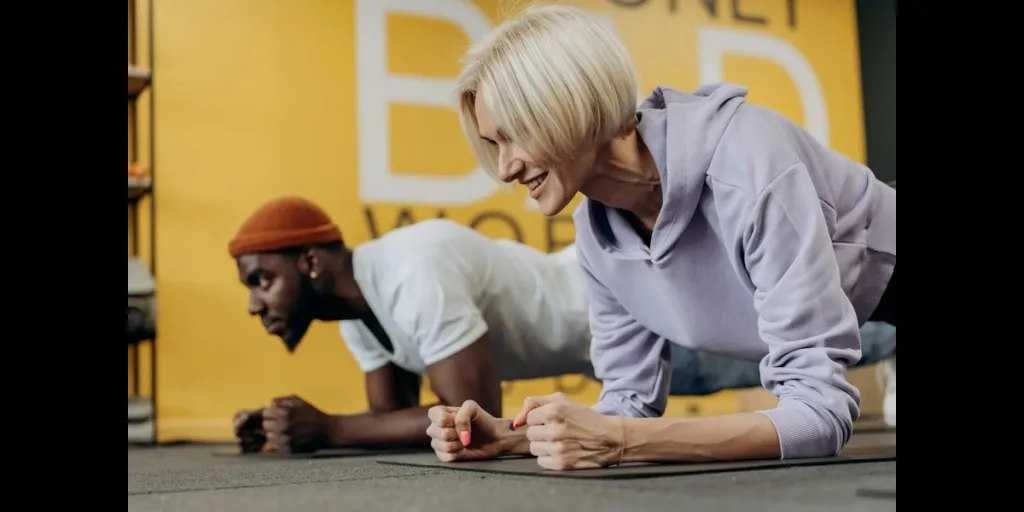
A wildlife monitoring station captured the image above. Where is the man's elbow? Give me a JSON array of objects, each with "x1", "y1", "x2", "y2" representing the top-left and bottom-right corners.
[
  {"x1": 475, "y1": 397, "x2": 504, "y2": 418},
  {"x1": 437, "y1": 392, "x2": 503, "y2": 418},
  {"x1": 368, "y1": 403, "x2": 397, "y2": 415}
]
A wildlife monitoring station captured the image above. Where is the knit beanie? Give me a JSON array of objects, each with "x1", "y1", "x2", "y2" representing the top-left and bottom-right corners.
[{"x1": 228, "y1": 196, "x2": 343, "y2": 258}]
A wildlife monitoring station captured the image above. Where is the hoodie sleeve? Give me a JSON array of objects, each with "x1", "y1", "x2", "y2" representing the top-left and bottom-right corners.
[
  {"x1": 742, "y1": 163, "x2": 864, "y2": 459},
  {"x1": 577, "y1": 245, "x2": 672, "y2": 418}
]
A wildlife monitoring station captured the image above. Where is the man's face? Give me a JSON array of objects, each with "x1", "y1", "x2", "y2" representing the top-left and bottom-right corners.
[{"x1": 236, "y1": 253, "x2": 316, "y2": 352}]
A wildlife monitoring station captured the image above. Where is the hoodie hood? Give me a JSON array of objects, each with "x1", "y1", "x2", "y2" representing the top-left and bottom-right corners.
[{"x1": 582, "y1": 83, "x2": 748, "y2": 264}]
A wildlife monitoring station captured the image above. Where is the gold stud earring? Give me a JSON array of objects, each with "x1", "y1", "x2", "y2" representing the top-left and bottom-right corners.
[{"x1": 309, "y1": 271, "x2": 318, "y2": 280}]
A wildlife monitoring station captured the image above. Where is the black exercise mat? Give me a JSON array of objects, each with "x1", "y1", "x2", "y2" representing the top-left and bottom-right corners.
[
  {"x1": 213, "y1": 446, "x2": 432, "y2": 459},
  {"x1": 852, "y1": 417, "x2": 896, "y2": 433},
  {"x1": 857, "y1": 487, "x2": 896, "y2": 500},
  {"x1": 379, "y1": 443, "x2": 897, "y2": 479}
]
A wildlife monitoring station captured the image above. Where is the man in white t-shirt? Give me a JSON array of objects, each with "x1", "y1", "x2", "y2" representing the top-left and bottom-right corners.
[{"x1": 226, "y1": 196, "x2": 896, "y2": 454}]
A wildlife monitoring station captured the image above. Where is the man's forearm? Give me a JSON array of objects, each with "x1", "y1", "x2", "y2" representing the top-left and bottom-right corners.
[
  {"x1": 620, "y1": 413, "x2": 781, "y2": 463},
  {"x1": 327, "y1": 405, "x2": 436, "y2": 448}
]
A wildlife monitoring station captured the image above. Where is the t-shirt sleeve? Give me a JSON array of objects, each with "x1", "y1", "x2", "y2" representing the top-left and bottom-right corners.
[
  {"x1": 389, "y1": 260, "x2": 489, "y2": 367},
  {"x1": 339, "y1": 321, "x2": 390, "y2": 373}
]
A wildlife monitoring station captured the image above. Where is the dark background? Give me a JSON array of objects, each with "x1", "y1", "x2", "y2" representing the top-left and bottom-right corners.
[{"x1": 857, "y1": 0, "x2": 897, "y2": 183}]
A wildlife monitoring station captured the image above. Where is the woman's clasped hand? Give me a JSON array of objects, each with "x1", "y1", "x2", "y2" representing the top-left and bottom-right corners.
[{"x1": 426, "y1": 392, "x2": 626, "y2": 471}]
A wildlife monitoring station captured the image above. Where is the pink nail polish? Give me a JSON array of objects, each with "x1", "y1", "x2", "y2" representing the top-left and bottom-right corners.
[{"x1": 459, "y1": 431, "x2": 471, "y2": 446}]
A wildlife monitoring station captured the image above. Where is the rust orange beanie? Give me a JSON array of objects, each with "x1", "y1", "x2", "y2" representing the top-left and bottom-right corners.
[{"x1": 228, "y1": 196, "x2": 342, "y2": 258}]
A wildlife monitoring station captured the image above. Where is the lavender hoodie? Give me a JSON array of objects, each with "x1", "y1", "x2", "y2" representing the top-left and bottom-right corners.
[{"x1": 575, "y1": 84, "x2": 897, "y2": 459}]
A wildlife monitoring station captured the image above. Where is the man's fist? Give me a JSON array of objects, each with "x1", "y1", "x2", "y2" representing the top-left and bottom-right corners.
[
  {"x1": 262, "y1": 395, "x2": 332, "y2": 454},
  {"x1": 232, "y1": 408, "x2": 266, "y2": 454}
]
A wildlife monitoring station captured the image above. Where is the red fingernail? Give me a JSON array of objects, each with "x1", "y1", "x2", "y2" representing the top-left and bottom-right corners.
[{"x1": 459, "y1": 431, "x2": 471, "y2": 446}]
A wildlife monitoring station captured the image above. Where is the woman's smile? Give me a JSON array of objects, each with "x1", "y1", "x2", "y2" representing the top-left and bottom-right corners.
[{"x1": 525, "y1": 172, "x2": 549, "y2": 197}]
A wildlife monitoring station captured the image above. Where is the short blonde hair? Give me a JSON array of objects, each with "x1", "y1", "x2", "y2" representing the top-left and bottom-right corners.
[{"x1": 455, "y1": 4, "x2": 640, "y2": 179}]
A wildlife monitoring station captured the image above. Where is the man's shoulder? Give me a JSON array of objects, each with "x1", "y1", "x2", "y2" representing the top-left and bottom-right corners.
[
  {"x1": 358, "y1": 220, "x2": 486, "y2": 291},
  {"x1": 356, "y1": 220, "x2": 471, "y2": 268},
  {"x1": 371, "y1": 219, "x2": 486, "y2": 253},
  {"x1": 338, "y1": 319, "x2": 365, "y2": 343}
]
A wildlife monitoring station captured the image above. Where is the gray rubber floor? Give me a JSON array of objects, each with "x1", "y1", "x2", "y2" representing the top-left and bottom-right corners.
[{"x1": 128, "y1": 432, "x2": 896, "y2": 511}]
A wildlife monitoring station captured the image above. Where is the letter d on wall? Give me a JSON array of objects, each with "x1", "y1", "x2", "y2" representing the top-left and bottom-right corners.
[
  {"x1": 356, "y1": 0, "x2": 498, "y2": 205},
  {"x1": 697, "y1": 27, "x2": 830, "y2": 146}
]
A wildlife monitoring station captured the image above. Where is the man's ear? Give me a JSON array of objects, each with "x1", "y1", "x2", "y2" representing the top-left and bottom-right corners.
[
  {"x1": 307, "y1": 248, "x2": 323, "y2": 277},
  {"x1": 295, "y1": 247, "x2": 317, "y2": 275}
]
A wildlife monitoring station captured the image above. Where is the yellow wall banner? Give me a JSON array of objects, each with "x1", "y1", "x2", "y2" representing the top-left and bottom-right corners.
[{"x1": 146, "y1": 0, "x2": 865, "y2": 441}]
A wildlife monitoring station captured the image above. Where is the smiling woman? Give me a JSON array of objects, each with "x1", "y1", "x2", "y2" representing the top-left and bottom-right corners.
[
  {"x1": 454, "y1": 5, "x2": 642, "y2": 217},
  {"x1": 436, "y1": 3, "x2": 897, "y2": 469}
]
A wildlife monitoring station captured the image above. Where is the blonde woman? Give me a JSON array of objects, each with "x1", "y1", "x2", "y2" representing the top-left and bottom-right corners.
[{"x1": 426, "y1": 4, "x2": 896, "y2": 470}]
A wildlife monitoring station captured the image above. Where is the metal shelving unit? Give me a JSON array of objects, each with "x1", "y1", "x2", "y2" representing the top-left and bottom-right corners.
[{"x1": 128, "y1": 0, "x2": 157, "y2": 445}]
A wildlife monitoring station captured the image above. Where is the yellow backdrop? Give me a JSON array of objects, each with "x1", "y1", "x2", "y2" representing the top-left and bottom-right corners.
[{"x1": 137, "y1": 0, "x2": 865, "y2": 441}]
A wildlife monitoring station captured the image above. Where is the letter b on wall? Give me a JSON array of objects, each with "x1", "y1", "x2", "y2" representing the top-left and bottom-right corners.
[{"x1": 356, "y1": 0, "x2": 499, "y2": 206}]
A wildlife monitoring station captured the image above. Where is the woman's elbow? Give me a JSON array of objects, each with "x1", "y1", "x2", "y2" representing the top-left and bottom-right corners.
[{"x1": 763, "y1": 397, "x2": 856, "y2": 459}]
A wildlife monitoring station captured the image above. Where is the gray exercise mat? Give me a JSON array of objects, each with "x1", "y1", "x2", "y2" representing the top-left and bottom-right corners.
[
  {"x1": 213, "y1": 446, "x2": 432, "y2": 459},
  {"x1": 379, "y1": 443, "x2": 897, "y2": 479}
]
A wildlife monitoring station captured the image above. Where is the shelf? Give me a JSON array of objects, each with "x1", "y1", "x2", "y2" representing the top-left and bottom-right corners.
[
  {"x1": 128, "y1": 398, "x2": 153, "y2": 422},
  {"x1": 128, "y1": 176, "x2": 152, "y2": 203},
  {"x1": 129, "y1": 0, "x2": 157, "y2": 447},
  {"x1": 128, "y1": 66, "x2": 152, "y2": 100},
  {"x1": 128, "y1": 419, "x2": 155, "y2": 444},
  {"x1": 128, "y1": 256, "x2": 156, "y2": 294},
  {"x1": 127, "y1": 256, "x2": 157, "y2": 344}
]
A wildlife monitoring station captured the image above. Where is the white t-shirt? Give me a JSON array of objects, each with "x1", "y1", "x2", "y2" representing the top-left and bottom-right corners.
[{"x1": 339, "y1": 219, "x2": 593, "y2": 381}]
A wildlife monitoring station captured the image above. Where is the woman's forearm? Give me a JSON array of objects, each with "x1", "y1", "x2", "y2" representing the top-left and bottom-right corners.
[
  {"x1": 620, "y1": 413, "x2": 781, "y2": 463},
  {"x1": 498, "y1": 422, "x2": 532, "y2": 456}
]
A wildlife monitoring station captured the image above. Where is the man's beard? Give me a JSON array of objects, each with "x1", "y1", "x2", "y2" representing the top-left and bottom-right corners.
[
  {"x1": 282, "y1": 276, "x2": 318, "y2": 353},
  {"x1": 282, "y1": 328, "x2": 308, "y2": 353}
]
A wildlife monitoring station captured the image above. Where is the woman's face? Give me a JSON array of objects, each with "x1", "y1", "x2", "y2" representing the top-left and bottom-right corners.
[{"x1": 473, "y1": 88, "x2": 595, "y2": 216}]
